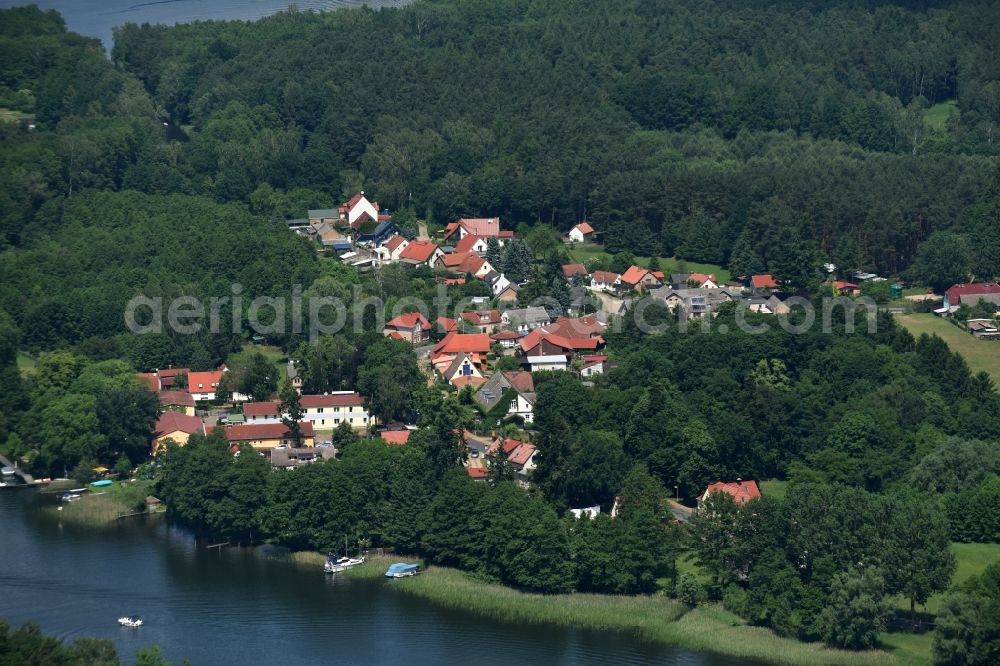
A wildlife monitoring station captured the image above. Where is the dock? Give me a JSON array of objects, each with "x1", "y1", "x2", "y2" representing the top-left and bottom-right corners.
[{"x1": 0, "y1": 453, "x2": 35, "y2": 486}]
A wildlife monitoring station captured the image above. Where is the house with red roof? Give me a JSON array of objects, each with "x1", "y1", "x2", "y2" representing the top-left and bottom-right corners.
[
  {"x1": 338, "y1": 192, "x2": 380, "y2": 230},
  {"x1": 562, "y1": 263, "x2": 589, "y2": 279},
  {"x1": 833, "y1": 280, "x2": 861, "y2": 297},
  {"x1": 243, "y1": 401, "x2": 281, "y2": 424},
  {"x1": 751, "y1": 274, "x2": 779, "y2": 293},
  {"x1": 943, "y1": 282, "x2": 1000, "y2": 310},
  {"x1": 442, "y1": 352, "x2": 486, "y2": 388},
  {"x1": 568, "y1": 222, "x2": 594, "y2": 243},
  {"x1": 699, "y1": 479, "x2": 762, "y2": 507},
  {"x1": 155, "y1": 367, "x2": 189, "y2": 390},
  {"x1": 519, "y1": 327, "x2": 604, "y2": 357},
  {"x1": 226, "y1": 421, "x2": 315, "y2": 452},
  {"x1": 158, "y1": 391, "x2": 196, "y2": 415},
  {"x1": 383, "y1": 312, "x2": 432, "y2": 343},
  {"x1": 490, "y1": 330, "x2": 522, "y2": 349},
  {"x1": 590, "y1": 271, "x2": 620, "y2": 291},
  {"x1": 436, "y1": 252, "x2": 494, "y2": 278},
  {"x1": 431, "y1": 332, "x2": 491, "y2": 374},
  {"x1": 549, "y1": 315, "x2": 605, "y2": 339},
  {"x1": 152, "y1": 411, "x2": 205, "y2": 454},
  {"x1": 617, "y1": 265, "x2": 660, "y2": 294},
  {"x1": 487, "y1": 437, "x2": 538, "y2": 487},
  {"x1": 467, "y1": 466, "x2": 490, "y2": 480},
  {"x1": 375, "y1": 234, "x2": 409, "y2": 263},
  {"x1": 444, "y1": 218, "x2": 504, "y2": 242},
  {"x1": 436, "y1": 316, "x2": 459, "y2": 334},
  {"x1": 136, "y1": 373, "x2": 160, "y2": 392},
  {"x1": 460, "y1": 309, "x2": 502, "y2": 333},
  {"x1": 378, "y1": 428, "x2": 413, "y2": 445},
  {"x1": 454, "y1": 234, "x2": 488, "y2": 254},
  {"x1": 187, "y1": 370, "x2": 224, "y2": 401},
  {"x1": 399, "y1": 240, "x2": 444, "y2": 267},
  {"x1": 580, "y1": 355, "x2": 607, "y2": 378}
]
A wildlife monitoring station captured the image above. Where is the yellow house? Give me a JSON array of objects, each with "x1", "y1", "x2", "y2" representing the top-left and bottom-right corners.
[{"x1": 152, "y1": 412, "x2": 206, "y2": 455}]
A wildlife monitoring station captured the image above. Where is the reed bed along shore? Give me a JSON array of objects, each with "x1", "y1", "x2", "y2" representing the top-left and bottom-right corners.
[
  {"x1": 39, "y1": 479, "x2": 157, "y2": 527},
  {"x1": 335, "y1": 558, "x2": 896, "y2": 666}
]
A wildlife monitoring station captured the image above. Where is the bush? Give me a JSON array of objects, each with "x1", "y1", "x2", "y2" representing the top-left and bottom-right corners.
[{"x1": 676, "y1": 572, "x2": 704, "y2": 607}]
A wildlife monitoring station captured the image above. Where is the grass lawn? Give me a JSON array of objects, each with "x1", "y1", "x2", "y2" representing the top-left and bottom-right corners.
[
  {"x1": 760, "y1": 479, "x2": 789, "y2": 500},
  {"x1": 233, "y1": 343, "x2": 287, "y2": 374},
  {"x1": 16, "y1": 351, "x2": 36, "y2": 377},
  {"x1": 879, "y1": 631, "x2": 933, "y2": 666},
  {"x1": 894, "y1": 313, "x2": 1000, "y2": 385},
  {"x1": 44, "y1": 478, "x2": 158, "y2": 526},
  {"x1": 923, "y1": 100, "x2": 958, "y2": 132},
  {"x1": 567, "y1": 243, "x2": 731, "y2": 283},
  {"x1": 892, "y1": 542, "x2": 1000, "y2": 616},
  {"x1": 0, "y1": 107, "x2": 30, "y2": 123}
]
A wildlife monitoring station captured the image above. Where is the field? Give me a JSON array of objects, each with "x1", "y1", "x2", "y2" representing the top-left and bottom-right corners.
[
  {"x1": 16, "y1": 351, "x2": 36, "y2": 376},
  {"x1": 232, "y1": 343, "x2": 287, "y2": 374},
  {"x1": 923, "y1": 100, "x2": 958, "y2": 132},
  {"x1": 894, "y1": 313, "x2": 1000, "y2": 384},
  {"x1": 760, "y1": 479, "x2": 789, "y2": 500},
  {"x1": 567, "y1": 243, "x2": 732, "y2": 284}
]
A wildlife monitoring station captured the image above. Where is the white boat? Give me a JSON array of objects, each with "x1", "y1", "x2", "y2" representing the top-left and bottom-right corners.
[
  {"x1": 118, "y1": 616, "x2": 143, "y2": 627},
  {"x1": 324, "y1": 554, "x2": 365, "y2": 573}
]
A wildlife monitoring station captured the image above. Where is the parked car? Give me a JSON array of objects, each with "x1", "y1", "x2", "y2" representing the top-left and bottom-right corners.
[{"x1": 470, "y1": 450, "x2": 479, "y2": 458}]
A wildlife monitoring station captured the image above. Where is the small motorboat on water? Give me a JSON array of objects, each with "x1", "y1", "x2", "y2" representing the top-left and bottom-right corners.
[
  {"x1": 118, "y1": 616, "x2": 143, "y2": 628},
  {"x1": 324, "y1": 553, "x2": 365, "y2": 573}
]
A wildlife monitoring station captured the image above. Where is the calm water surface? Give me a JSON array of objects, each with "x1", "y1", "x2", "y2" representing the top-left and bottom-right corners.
[
  {"x1": 0, "y1": 1, "x2": 412, "y2": 51},
  {"x1": 0, "y1": 491, "x2": 751, "y2": 665}
]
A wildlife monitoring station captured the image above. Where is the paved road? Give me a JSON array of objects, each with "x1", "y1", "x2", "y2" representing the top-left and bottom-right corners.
[{"x1": 668, "y1": 499, "x2": 693, "y2": 523}]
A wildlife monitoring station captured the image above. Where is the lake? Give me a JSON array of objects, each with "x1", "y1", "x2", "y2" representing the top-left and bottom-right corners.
[
  {"x1": 0, "y1": 1, "x2": 413, "y2": 51},
  {"x1": 0, "y1": 490, "x2": 748, "y2": 665}
]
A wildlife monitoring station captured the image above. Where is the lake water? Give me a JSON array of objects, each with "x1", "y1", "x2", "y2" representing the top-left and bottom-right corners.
[
  {"x1": 0, "y1": 490, "x2": 749, "y2": 665},
  {"x1": 0, "y1": 1, "x2": 412, "y2": 51}
]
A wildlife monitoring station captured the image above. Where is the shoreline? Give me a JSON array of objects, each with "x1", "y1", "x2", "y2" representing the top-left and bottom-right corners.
[{"x1": 296, "y1": 553, "x2": 895, "y2": 666}]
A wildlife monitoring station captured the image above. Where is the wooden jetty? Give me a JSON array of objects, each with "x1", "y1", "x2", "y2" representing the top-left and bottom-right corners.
[{"x1": 0, "y1": 453, "x2": 35, "y2": 487}]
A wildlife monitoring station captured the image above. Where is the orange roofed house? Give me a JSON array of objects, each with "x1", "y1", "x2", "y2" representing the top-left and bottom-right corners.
[
  {"x1": 383, "y1": 312, "x2": 432, "y2": 343},
  {"x1": 699, "y1": 479, "x2": 762, "y2": 507},
  {"x1": 152, "y1": 412, "x2": 206, "y2": 454},
  {"x1": 431, "y1": 332, "x2": 492, "y2": 375},
  {"x1": 399, "y1": 240, "x2": 444, "y2": 267},
  {"x1": 616, "y1": 265, "x2": 661, "y2": 294},
  {"x1": 187, "y1": 370, "x2": 224, "y2": 401}
]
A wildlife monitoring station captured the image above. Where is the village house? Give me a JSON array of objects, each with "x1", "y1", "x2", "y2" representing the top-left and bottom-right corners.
[
  {"x1": 942, "y1": 282, "x2": 1000, "y2": 310},
  {"x1": 475, "y1": 371, "x2": 536, "y2": 422},
  {"x1": 567, "y1": 221, "x2": 594, "y2": 243},
  {"x1": 270, "y1": 446, "x2": 336, "y2": 469},
  {"x1": 187, "y1": 370, "x2": 224, "y2": 401},
  {"x1": 495, "y1": 282, "x2": 520, "y2": 302},
  {"x1": 833, "y1": 280, "x2": 862, "y2": 297},
  {"x1": 460, "y1": 309, "x2": 502, "y2": 334},
  {"x1": 616, "y1": 265, "x2": 661, "y2": 294},
  {"x1": 746, "y1": 294, "x2": 791, "y2": 315},
  {"x1": 307, "y1": 208, "x2": 340, "y2": 228},
  {"x1": 670, "y1": 272, "x2": 719, "y2": 289},
  {"x1": 155, "y1": 367, "x2": 189, "y2": 390},
  {"x1": 376, "y1": 234, "x2": 410, "y2": 263},
  {"x1": 579, "y1": 355, "x2": 607, "y2": 377},
  {"x1": 158, "y1": 391, "x2": 196, "y2": 416},
  {"x1": 436, "y1": 316, "x2": 459, "y2": 334},
  {"x1": 437, "y1": 252, "x2": 494, "y2": 278},
  {"x1": 399, "y1": 240, "x2": 444, "y2": 267},
  {"x1": 454, "y1": 234, "x2": 489, "y2": 254},
  {"x1": 443, "y1": 351, "x2": 486, "y2": 388},
  {"x1": 286, "y1": 360, "x2": 303, "y2": 394},
  {"x1": 966, "y1": 319, "x2": 1000, "y2": 340},
  {"x1": 490, "y1": 330, "x2": 522, "y2": 349},
  {"x1": 431, "y1": 332, "x2": 492, "y2": 374},
  {"x1": 226, "y1": 421, "x2": 316, "y2": 453},
  {"x1": 562, "y1": 263, "x2": 589, "y2": 280},
  {"x1": 357, "y1": 220, "x2": 397, "y2": 247},
  {"x1": 501, "y1": 306, "x2": 551, "y2": 333},
  {"x1": 547, "y1": 314, "x2": 605, "y2": 339},
  {"x1": 383, "y1": 312, "x2": 432, "y2": 343},
  {"x1": 751, "y1": 274, "x2": 780, "y2": 295},
  {"x1": 649, "y1": 286, "x2": 741, "y2": 319},
  {"x1": 487, "y1": 272, "x2": 513, "y2": 297},
  {"x1": 301, "y1": 393, "x2": 371, "y2": 431},
  {"x1": 338, "y1": 192, "x2": 380, "y2": 230},
  {"x1": 488, "y1": 437, "x2": 538, "y2": 488},
  {"x1": 151, "y1": 411, "x2": 205, "y2": 454},
  {"x1": 243, "y1": 401, "x2": 281, "y2": 424},
  {"x1": 699, "y1": 479, "x2": 762, "y2": 507},
  {"x1": 443, "y1": 218, "x2": 513, "y2": 244},
  {"x1": 590, "y1": 270, "x2": 620, "y2": 291}
]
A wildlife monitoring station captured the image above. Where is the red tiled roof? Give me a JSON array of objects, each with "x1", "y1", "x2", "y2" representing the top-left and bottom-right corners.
[
  {"x1": 158, "y1": 391, "x2": 195, "y2": 407},
  {"x1": 704, "y1": 480, "x2": 761, "y2": 506},
  {"x1": 504, "y1": 371, "x2": 534, "y2": 393},
  {"x1": 461, "y1": 310, "x2": 501, "y2": 326},
  {"x1": 575, "y1": 221, "x2": 594, "y2": 234},
  {"x1": 399, "y1": 240, "x2": 440, "y2": 263},
  {"x1": 454, "y1": 234, "x2": 485, "y2": 254},
  {"x1": 491, "y1": 330, "x2": 522, "y2": 341},
  {"x1": 751, "y1": 274, "x2": 779, "y2": 289},
  {"x1": 342, "y1": 192, "x2": 365, "y2": 209},
  {"x1": 388, "y1": 331, "x2": 404, "y2": 340},
  {"x1": 153, "y1": 412, "x2": 204, "y2": 438},
  {"x1": 299, "y1": 393, "x2": 365, "y2": 408},
  {"x1": 619, "y1": 265, "x2": 650, "y2": 286},
  {"x1": 440, "y1": 252, "x2": 487, "y2": 274},
  {"x1": 137, "y1": 373, "x2": 160, "y2": 392},
  {"x1": 438, "y1": 277, "x2": 466, "y2": 285},
  {"x1": 688, "y1": 272, "x2": 716, "y2": 285},
  {"x1": 226, "y1": 421, "x2": 314, "y2": 442},
  {"x1": 386, "y1": 312, "x2": 431, "y2": 330},
  {"x1": 583, "y1": 355, "x2": 607, "y2": 364},
  {"x1": 379, "y1": 430, "x2": 412, "y2": 445},
  {"x1": 591, "y1": 271, "x2": 620, "y2": 284},
  {"x1": 519, "y1": 327, "x2": 602, "y2": 353},
  {"x1": 946, "y1": 282, "x2": 1000, "y2": 305},
  {"x1": 452, "y1": 375, "x2": 487, "y2": 388},
  {"x1": 497, "y1": 230, "x2": 515, "y2": 238},
  {"x1": 157, "y1": 368, "x2": 189, "y2": 378},
  {"x1": 552, "y1": 315, "x2": 605, "y2": 338},
  {"x1": 436, "y1": 317, "x2": 459, "y2": 332},
  {"x1": 508, "y1": 442, "x2": 537, "y2": 466},
  {"x1": 187, "y1": 371, "x2": 224, "y2": 394},
  {"x1": 562, "y1": 263, "x2": 588, "y2": 278},
  {"x1": 243, "y1": 401, "x2": 279, "y2": 416},
  {"x1": 651, "y1": 271, "x2": 665, "y2": 280},
  {"x1": 467, "y1": 467, "x2": 490, "y2": 479},
  {"x1": 456, "y1": 218, "x2": 500, "y2": 237},
  {"x1": 433, "y1": 332, "x2": 492, "y2": 354},
  {"x1": 833, "y1": 281, "x2": 859, "y2": 290},
  {"x1": 384, "y1": 235, "x2": 407, "y2": 252}
]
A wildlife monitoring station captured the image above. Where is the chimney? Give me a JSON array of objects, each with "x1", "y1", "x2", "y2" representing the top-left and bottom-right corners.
[{"x1": 736, "y1": 477, "x2": 743, "y2": 485}]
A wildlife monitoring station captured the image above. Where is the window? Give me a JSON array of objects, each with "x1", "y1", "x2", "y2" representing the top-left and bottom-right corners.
[
  {"x1": 510, "y1": 399, "x2": 517, "y2": 412},
  {"x1": 317, "y1": 407, "x2": 324, "y2": 413}
]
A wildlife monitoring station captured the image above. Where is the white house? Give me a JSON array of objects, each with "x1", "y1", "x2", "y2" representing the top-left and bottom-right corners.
[
  {"x1": 568, "y1": 221, "x2": 594, "y2": 243},
  {"x1": 375, "y1": 234, "x2": 409, "y2": 263},
  {"x1": 526, "y1": 355, "x2": 569, "y2": 372},
  {"x1": 340, "y1": 192, "x2": 380, "y2": 228},
  {"x1": 489, "y1": 272, "x2": 512, "y2": 296}
]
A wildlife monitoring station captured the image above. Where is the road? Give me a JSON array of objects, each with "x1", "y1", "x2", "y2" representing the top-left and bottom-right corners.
[
  {"x1": 667, "y1": 499, "x2": 693, "y2": 523},
  {"x1": 417, "y1": 221, "x2": 430, "y2": 241}
]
